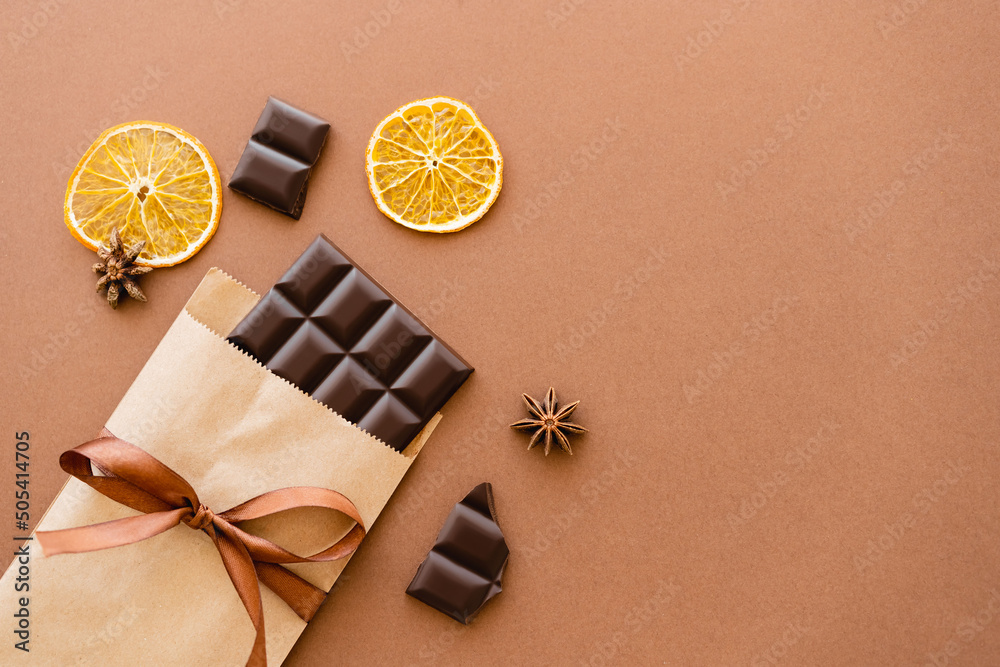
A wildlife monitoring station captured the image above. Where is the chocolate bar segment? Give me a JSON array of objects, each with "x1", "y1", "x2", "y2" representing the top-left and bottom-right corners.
[
  {"x1": 406, "y1": 483, "x2": 508, "y2": 624},
  {"x1": 250, "y1": 99, "x2": 330, "y2": 165},
  {"x1": 227, "y1": 235, "x2": 472, "y2": 450},
  {"x1": 229, "y1": 97, "x2": 330, "y2": 219}
]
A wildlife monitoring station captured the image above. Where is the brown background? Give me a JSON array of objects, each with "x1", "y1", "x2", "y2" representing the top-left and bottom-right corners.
[{"x1": 1, "y1": 1, "x2": 998, "y2": 665}]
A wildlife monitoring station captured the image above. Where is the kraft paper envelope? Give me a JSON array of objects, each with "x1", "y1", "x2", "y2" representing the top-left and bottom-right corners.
[{"x1": 0, "y1": 268, "x2": 440, "y2": 666}]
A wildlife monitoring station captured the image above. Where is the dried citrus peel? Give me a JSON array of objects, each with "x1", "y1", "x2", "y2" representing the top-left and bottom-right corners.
[
  {"x1": 366, "y1": 97, "x2": 503, "y2": 233},
  {"x1": 64, "y1": 121, "x2": 222, "y2": 267}
]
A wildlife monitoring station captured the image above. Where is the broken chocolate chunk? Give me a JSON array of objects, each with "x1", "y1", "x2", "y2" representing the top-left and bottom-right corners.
[{"x1": 406, "y1": 483, "x2": 508, "y2": 624}]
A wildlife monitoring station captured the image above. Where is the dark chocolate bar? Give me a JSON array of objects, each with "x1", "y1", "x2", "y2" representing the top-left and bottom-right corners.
[
  {"x1": 227, "y1": 235, "x2": 472, "y2": 450},
  {"x1": 406, "y1": 483, "x2": 508, "y2": 624},
  {"x1": 229, "y1": 97, "x2": 330, "y2": 219}
]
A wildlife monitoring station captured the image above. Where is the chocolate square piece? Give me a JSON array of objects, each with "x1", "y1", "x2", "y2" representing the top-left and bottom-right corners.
[
  {"x1": 227, "y1": 235, "x2": 473, "y2": 451},
  {"x1": 250, "y1": 98, "x2": 330, "y2": 164},
  {"x1": 228, "y1": 97, "x2": 330, "y2": 219},
  {"x1": 229, "y1": 144, "x2": 311, "y2": 216},
  {"x1": 406, "y1": 483, "x2": 509, "y2": 624}
]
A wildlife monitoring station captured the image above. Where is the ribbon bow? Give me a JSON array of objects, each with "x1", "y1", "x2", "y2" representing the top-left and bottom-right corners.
[{"x1": 36, "y1": 430, "x2": 366, "y2": 667}]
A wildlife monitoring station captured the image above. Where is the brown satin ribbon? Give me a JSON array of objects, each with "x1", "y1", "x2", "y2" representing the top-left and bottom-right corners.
[{"x1": 36, "y1": 429, "x2": 366, "y2": 667}]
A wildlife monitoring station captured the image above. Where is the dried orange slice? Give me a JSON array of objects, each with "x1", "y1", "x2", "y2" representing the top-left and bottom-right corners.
[
  {"x1": 65, "y1": 121, "x2": 222, "y2": 267},
  {"x1": 366, "y1": 97, "x2": 503, "y2": 233}
]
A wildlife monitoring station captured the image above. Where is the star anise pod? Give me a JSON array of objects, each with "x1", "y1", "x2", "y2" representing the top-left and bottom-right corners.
[
  {"x1": 92, "y1": 227, "x2": 152, "y2": 309},
  {"x1": 510, "y1": 387, "x2": 587, "y2": 455}
]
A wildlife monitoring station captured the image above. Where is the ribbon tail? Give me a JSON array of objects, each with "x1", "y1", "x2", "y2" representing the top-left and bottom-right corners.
[
  {"x1": 212, "y1": 522, "x2": 268, "y2": 667},
  {"x1": 254, "y1": 561, "x2": 327, "y2": 622},
  {"x1": 37, "y1": 508, "x2": 189, "y2": 557}
]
